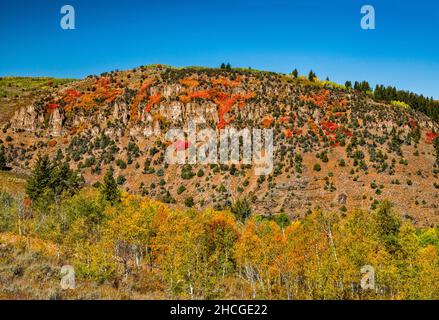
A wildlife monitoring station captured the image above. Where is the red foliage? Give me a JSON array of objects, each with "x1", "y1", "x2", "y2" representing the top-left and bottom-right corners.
[
  {"x1": 283, "y1": 129, "x2": 293, "y2": 138},
  {"x1": 300, "y1": 89, "x2": 330, "y2": 107},
  {"x1": 426, "y1": 132, "x2": 438, "y2": 143},
  {"x1": 321, "y1": 121, "x2": 339, "y2": 132},
  {"x1": 278, "y1": 116, "x2": 291, "y2": 124},
  {"x1": 177, "y1": 87, "x2": 255, "y2": 129},
  {"x1": 408, "y1": 119, "x2": 418, "y2": 128},
  {"x1": 176, "y1": 140, "x2": 190, "y2": 151},
  {"x1": 131, "y1": 78, "x2": 155, "y2": 119},
  {"x1": 47, "y1": 103, "x2": 60, "y2": 110},
  {"x1": 66, "y1": 89, "x2": 81, "y2": 98}
]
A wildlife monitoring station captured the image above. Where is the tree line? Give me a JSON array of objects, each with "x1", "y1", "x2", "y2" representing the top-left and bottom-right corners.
[{"x1": 0, "y1": 155, "x2": 438, "y2": 299}]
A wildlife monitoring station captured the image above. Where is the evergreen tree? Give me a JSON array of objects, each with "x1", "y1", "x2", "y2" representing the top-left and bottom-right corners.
[
  {"x1": 231, "y1": 198, "x2": 252, "y2": 222},
  {"x1": 102, "y1": 167, "x2": 120, "y2": 204},
  {"x1": 51, "y1": 161, "x2": 83, "y2": 197},
  {"x1": 26, "y1": 155, "x2": 52, "y2": 201},
  {"x1": 220, "y1": 63, "x2": 226, "y2": 69},
  {"x1": 345, "y1": 81, "x2": 352, "y2": 89},
  {"x1": 0, "y1": 146, "x2": 6, "y2": 171},
  {"x1": 226, "y1": 63, "x2": 232, "y2": 70},
  {"x1": 291, "y1": 68, "x2": 298, "y2": 78},
  {"x1": 433, "y1": 136, "x2": 439, "y2": 165},
  {"x1": 308, "y1": 70, "x2": 316, "y2": 82},
  {"x1": 373, "y1": 200, "x2": 401, "y2": 252}
]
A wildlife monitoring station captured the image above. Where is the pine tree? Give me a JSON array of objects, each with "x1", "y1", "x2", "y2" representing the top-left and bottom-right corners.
[
  {"x1": 102, "y1": 167, "x2": 120, "y2": 204},
  {"x1": 51, "y1": 161, "x2": 83, "y2": 197},
  {"x1": 291, "y1": 69, "x2": 298, "y2": 78},
  {"x1": 226, "y1": 63, "x2": 232, "y2": 70},
  {"x1": 220, "y1": 63, "x2": 226, "y2": 69},
  {"x1": 26, "y1": 155, "x2": 52, "y2": 201},
  {"x1": 373, "y1": 200, "x2": 401, "y2": 252},
  {"x1": 231, "y1": 198, "x2": 252, "y2": 222},
  {"x1": 308, "y1": 70, "x2": 316, "y2": 82},
  {"x1": 0, "y1": 146, "x2": 6, "y2": 171},
  {"x1": 433, "y1": 136, "x2": 439, "y2": 165},
  {"x1": 345, "y1": 81, "x2": 352, "y2": 89}
]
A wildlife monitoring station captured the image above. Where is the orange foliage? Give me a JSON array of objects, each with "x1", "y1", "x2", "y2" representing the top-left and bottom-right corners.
[
  {"x1": 283, "y1": 129, "x2": 293, "y2": 138},
  {"x1": 300, "y1": 89, "x2": 330, "y2": 108},
  {"x1": 131, "y1": 78, "x2": 155, "y2": 120},
  {"x1": 64, "y1": 77, "x2": 122, "y2": 113},
  {"x1": 178, "y1": 87, "x2": 255, "y2": 129},
  {"x1": 278, "y1": 116, "x2": 290, "y2": 124},
  {"x1": 145, "y1": 92, "x2": 162, "y2": 113},
  {"x1": 214, "y1": 92, "x2": 241, "y2": 129},
  {"x1": 48, "y1": 140, "x2": 58, "y2": 147},
  {"x1": 179, "y1": 77, "x2": 200, "y2": 88},
  {"x1": 261, "y1": 116, "x2": 274, "y2": 128},
  {"x1": 212, "y1": 76, "x2": 241, "y2": 88}
]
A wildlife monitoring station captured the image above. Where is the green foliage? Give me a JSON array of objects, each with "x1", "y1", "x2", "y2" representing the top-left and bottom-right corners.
[
  {"x1": 184, "y1": 196, "x2": 194, "y2": 208},
  {"x1": 433, "y1": 137, "x2": 439, "y2": 165},
  {"x1": 101, "y1": 168, "x2": 120, "y2": 204},
  {"x1": 0, "y1": 146, "x2": 6, "y2": 170},
  {"x1": 231, "y1": 198, "x2": 251, "y2": 222},
  {"x1": 26, "y1": 155, "x2": 83, "y2": 203},
  {"x1": 308, "y1": 70, "x2": 317, "y2": 82},
  {"x1": 291, "y1": 69, "x2": 298, "y2": 78},
  {"x1": 372, "y1": 200, "x2": 401, "y2": 252}
]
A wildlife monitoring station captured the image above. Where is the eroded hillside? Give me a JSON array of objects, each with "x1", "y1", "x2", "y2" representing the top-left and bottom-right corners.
[{"x1": 1, "y1": 65, "x2": 438, "y2": 226}]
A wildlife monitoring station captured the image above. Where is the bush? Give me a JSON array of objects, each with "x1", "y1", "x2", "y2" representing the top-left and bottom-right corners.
[
  {"x1": 184, "y1": 197, "x2": 194, "y2": 208},
  {"x1": 313, "y1": 163, "x2": 321, "y2": 172}
]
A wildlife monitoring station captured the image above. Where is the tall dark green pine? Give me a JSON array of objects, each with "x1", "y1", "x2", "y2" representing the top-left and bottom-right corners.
[
  {"x1": 26, "y1": 155, "x2": 52, "y2": 201},
  {"x1": 231, "y1": 198, "x2": 252, "y2": 222},
  {"x1": 291, "y1": 69, "x2": 299, "y2": 78},
  {"x1": 220, "y1": 63, "x2": 226, "y2": 69},
  {"x1": 308, "y1": 70, "x2": 316, "y2": 82},
  {"x1": 0, "y1": 146, "x2": 6, "y2": 171},
  {"x1": 433, "y1": 137, "x2": 439, "y2": 165},
  {"x1": 102, "y1": 167, "x2": 120, "y2": 204},
  {"x1": 226, "y1": 63, "x2": 232, "y2": 70}
]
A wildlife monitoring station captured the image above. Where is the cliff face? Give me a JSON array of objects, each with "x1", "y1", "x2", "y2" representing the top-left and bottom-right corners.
[{"x1": 2, "y1": 66, "x2": 439, "y2": 225}]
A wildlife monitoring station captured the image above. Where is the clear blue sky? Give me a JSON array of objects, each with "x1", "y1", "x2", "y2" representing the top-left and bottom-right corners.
[{"x1": 1, "y1": 0, "x2": 438, "y2": 98}]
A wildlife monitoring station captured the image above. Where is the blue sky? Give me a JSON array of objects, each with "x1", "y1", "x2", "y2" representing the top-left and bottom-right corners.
[{"x1": 0, "y1": 0, "x2": 438, "y2": 98}]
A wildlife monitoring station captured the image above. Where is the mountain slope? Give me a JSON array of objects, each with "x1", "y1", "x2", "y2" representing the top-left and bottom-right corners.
[{"x1": 0, "y1": 65, "x2": 438, "y2": 226}]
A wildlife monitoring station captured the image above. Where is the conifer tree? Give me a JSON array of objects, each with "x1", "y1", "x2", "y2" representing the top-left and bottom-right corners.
[
  {"x1": 26, "y1": 155, "x2": 52, "y2": 201},
  {"x1": 0, "y1": 146, "x2": 6, "y2": 171},
  {"x1": 102, "y1": 167, "x2": 120, "y2": 204},
  {"x1": 291, "y1": 68, "x2": 299, "y2": 78},
  {"x1": 231, "y1": 198, "x2": 252, "y2": 222}
]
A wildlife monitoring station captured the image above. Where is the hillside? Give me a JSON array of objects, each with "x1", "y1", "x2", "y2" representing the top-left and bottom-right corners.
[{"x1": 0, "y1": 65, "x2": 438, "y2": 226}]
